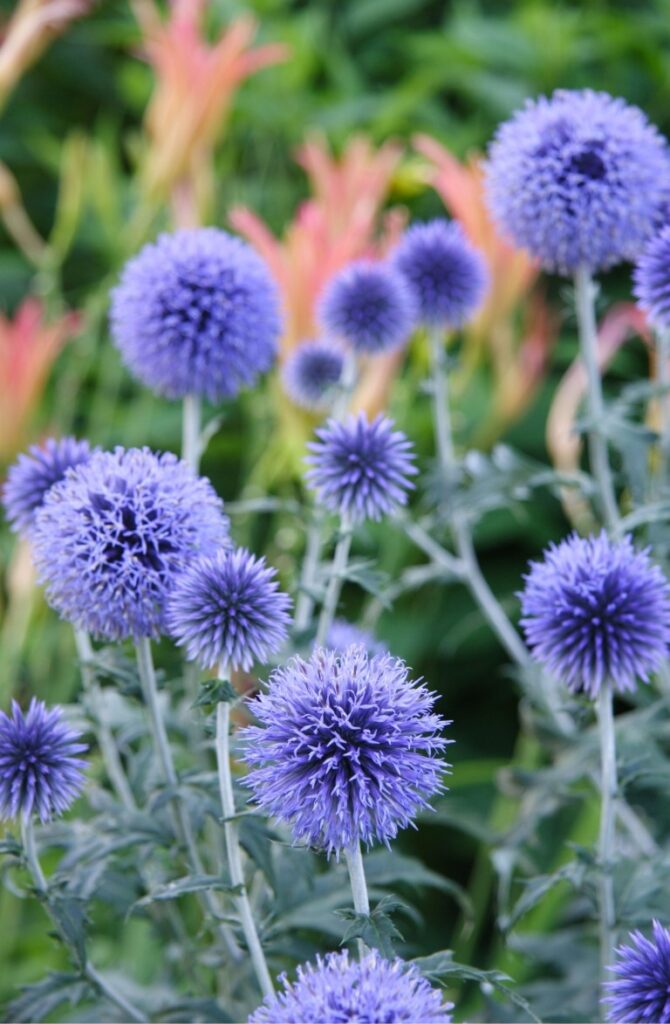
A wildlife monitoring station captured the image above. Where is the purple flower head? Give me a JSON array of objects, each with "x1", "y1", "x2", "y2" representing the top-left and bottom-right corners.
[
  {"x1": 318, "y1": 260, "x2": 416, "y2": 354},
  {"x1": 167, "y1": 547, "x2": 292, "y2": 671},
  {"x1": 306, "y1": 413, "x2": 417, "y2": 523},
  {"x1": 604, "y1": 921, "x2": 670, "y2": 1023},
  {"x1": 2, "y1": 437, "x2": 93, "y2": 535},
  {"x1": 486, "y1": 89, "x2": 670, "y2": 273},
  {"x1": 520, "y1": 532, "x2": 670, "y2": 697},
  {"x1": 241, "y1": 645, "x2": 449, "y2": 855},
  {"x1": 249, "y1": 949, "x2": 454, "y2": 1024},
  {"x1": 634, "y1": 225, "x2": 670, "y2": 329},
  {"x1": 110, "y1": 228, "x2": 282, "y2": 400},
  {"x1": 282, "y1": 339, "x2": 345, "y2": 411},
  {"x1": 392, "y1": 219, "x2": 488, "y2": 328},
  {"x1": 323, "y1": 618, "x2": 387, "y2": 657},
  {"x1": 0, "y1": 699, "x2": 87, "y2": 822},
  {"x1": 32, "y1": 447, "x2": 229, "y2": 642}
]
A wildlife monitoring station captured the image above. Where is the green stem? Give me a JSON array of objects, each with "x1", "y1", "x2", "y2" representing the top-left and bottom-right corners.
[
  {"x1": 215, "y1": 684, "x2": 274, "y2": 999},
  {"x1": 182, "y1": 393, "x2": 201, "y2": 472},
  {"x1": 597, "y1": 680, "x2": 618, "y2": 985},
  {"x1": 315, "y1": 516, "x2": 352, "y2": 648},
  {"x1": 574, "y1": 265, "x2": 619, "y2": 530},
  {"x1": 345, "y1": 841, "x2": 370, "y2": 958},
  {"x1": 294, "y1": 510, "x2": 325, "y2": 634}
]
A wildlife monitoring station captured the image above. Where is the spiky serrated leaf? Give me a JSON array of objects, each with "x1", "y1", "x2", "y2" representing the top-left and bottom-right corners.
[
  {"x1": 412, "y1": 951, "x2": 541, "y2": 1023},
  {"x1": 7, "y1": 972, "x2": 90, "y2": 1023},
  {"x1": 133, "y1": 874, "x2": 242, "y2": 910},
  {"x1": 46, "y1": 892, "x2": 88, "y2": 968},
  {"x1": 192, "y1": 679, "x2": 237, "y2": 709}
]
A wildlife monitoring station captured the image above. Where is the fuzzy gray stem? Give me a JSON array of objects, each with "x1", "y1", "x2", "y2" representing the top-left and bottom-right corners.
[
  {"x1": 74, "y1": 629, "x2": 136, "y2": 811},
  {"x1": 315, "y1": 517, "x2": 352, "y2": 648},
  {"x1": 427, "y1": 329, "x2": 529, "y2": 668},
  {"x1": 294, "y1": 511, "x2": 325, "y2": 633},
  {"x1": 345, "y1": 842, "x2": 370, "y2": 958},
  {"x1": 135, "y1": 637, "x2": 242, "y2": 962},
  {"x1": 574, "y1": 265, "x2": 619, "y2": 530},
  {"x1": 182, "y1": 393, "x2": 202, "y2": 472},
  {"x1": 21, "y1": 817, "x2": 147, "y2": 1023},
  {"x1": 597, "y1": 680, "x2": 618, "y2": 985},
  {"x1": 216, "y1": 689, "x2": 274, "y2": 999}
]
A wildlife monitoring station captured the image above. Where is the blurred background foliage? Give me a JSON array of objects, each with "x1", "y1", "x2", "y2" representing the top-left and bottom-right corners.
[{"x1": 1, "y1": 0, "x2": 669, "y2": 1018}]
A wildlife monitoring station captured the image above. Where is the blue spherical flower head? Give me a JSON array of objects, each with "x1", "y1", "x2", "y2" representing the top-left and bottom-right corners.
[
  {"x1": 110, "y1": 228, "x2": 282, "y2": 400},
  {"x1": 249, "y1": 949, "x2": 454, "y2": 1024},
  {"x1": 32, "y1": 447, "x2": 229, "y2": 642},
  {"x1": 323, "y1": 618, "x2": 387, "y2": 657},
  {"x1": 306, "y1": 413, "x2": 417, "y2": 522},
  {"x1": 486, "y1": 89, "x2": 670, "y2": 273},
  {"x1": 318, "y1": 260, "x2": 417, "y2": 354},
  {"x1": 167, "y1": 547, "x2": 292, "y2": 671},
  {"x1": 604, "y1": 921, "x2": 670, "y2": 1023},
  {"x1": 2, "y1": 437, "x2": 93, "y2": 535},
  {"x1": 520, "y1": 532, "x2": 670, "y2": 697},
  {"x1": 241, "y1": 645, "x2": 449, "y2": 856},
  {"x1": 634, "y1": 225, "x2": 670, "y2": 329},
  {"x1": 392, "y1": 219, "x2": 489, "y2": 328},
  {"x1": 0, "y1": 699, "x2": 87, "y2": 822},
  {"x1": 282, "y1": 339, "x2": 345, "y2": 411}
]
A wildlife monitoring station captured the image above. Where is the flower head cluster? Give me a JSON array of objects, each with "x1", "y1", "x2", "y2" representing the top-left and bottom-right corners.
[
  {"x1": 486, "y1": 89, "x2": 670, "y2": 273},
  {"x1": 392, "y1": 219, "x2": 488, "y2": 328},
  {"x1": 634, "y1": 225, "x2": 670, "y2": 330},
  {"x1": 32, "y1": 447, "x2": 228, "y2": 642},
  {"x1": 110, "y1": 228, "x2": 282, "y2": 401},
  {"x1": 604, "y1": 921, "x2": 670, "y2": 1023},
  {"x1": 318, "y1": 260, "x2": 416, "y2": 354},
  {"x1": 249, "y1": 949, "x2": 453, "y2": 1023},
  {"x1": 2, "y1": 437, "x2": 93, "y2": 535},
  {"x1": 0, "y1": 699, "x2": 87, "y2": 822},
  {"x1": 324, "y1": 618, "x2": 387, "y2": 657},
  {"x1": 241, "y1": 645, "x2": 449, "y2": 855},
  {"x1": 282, "y1": 339, "x2": 345, "y2": 411},
  {"x1": 520, "y1": 532, "x2": 670, "y2": 697},
  {"x1": 167, "y1": 547, "x2": 292, "y2": 671},
  {"x1": 306, "y1": 413, "x2": 417, "y2": 523}
]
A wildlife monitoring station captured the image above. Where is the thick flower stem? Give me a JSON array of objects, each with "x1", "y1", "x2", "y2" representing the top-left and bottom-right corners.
[
  {"x1": 597, "y1": 680, "x2": 618, "y2": 984},
  {"x1": 574, "y1": 265, "x2": 620, "y2": 531},
  {"x1": 345, "y1": 842, "x2": 370, "y2": 958},
  {"x1": 20, "y1": 817, "x2": 147, "y2": 1024},
  {"x1": 315, "y1": 515, "x2": 352, "y2": 648},
  {"x1": 74, "y1": 629, "x2": 136, "y2": 811},
  {"x1": 294, "y1": 509, "x2": 325, "y2": 633},
  {"x1": 182, "y1": 392, "x2": 201, "y2": 472},
  {"x1": 427, "y1": 328, "x2": 530, "y2": 669},
  {"x1": 215, "y1": 686, "x2": 274, "y2": 999},
  {"x1": 135, "y1": 637, "x2": 242, "y2": 962}
]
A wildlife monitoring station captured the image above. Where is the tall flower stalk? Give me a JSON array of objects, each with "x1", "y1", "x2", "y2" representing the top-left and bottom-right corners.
[
  {"x1": 345, "y1": 840, "x2": 371, "y2": 957},
  {"x1": 314, "y1": 513, "x2": 352, "y2": 647},
  {"x1": 182, "y1": 392, "x2": 201, "y2": 472},
  {"x1": 597, "y1": 680, "x2": 618, "y2": 979}
]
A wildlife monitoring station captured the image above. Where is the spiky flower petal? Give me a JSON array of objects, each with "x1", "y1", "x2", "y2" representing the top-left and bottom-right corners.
[
  {"x1": 306, "y1": 413, "x2": 417, "y2": 523},
  {"x1": 282, "y1": 339, "x2": 345, "y2": 411},
  {"x1": 392, "y1": 219, "x2": 488, "y2": 328},
  {"x1": 604, "y1": 920, "x2": 670, "y2": 1023},
  {"x1": 520, "y1": 532, "x2": 670, "y2": 697},
  {"x1": 634, "y1": 225, "x2": 670, "y2": 330},
  {"x1": 486, "y1": 89, "x2": 670, "y2": 273},
  {"x1": 318, "y1": 260, "x2": 416, "y2": 354},
  {"x1": 110, "y1": 228, "x2": 282, "y2": 400},
  {"x1": 32, "y1": 447, "x2": 229, "y2": 642},
  {"x1": 0, "y1": 699, "x2": 87, "y2": 822},
  {"x1": 249, "y1": 949, "x2": 454, "y2": 1024},
  {"x1": 241, "y1": 645, "x2": 449, "y2": 855},
  {"x1": 167, "y1": 547, "x2": 292, "y2": 671},
  {"x1": 2, "y1": 437, "x2": 93, "y2": 535}
]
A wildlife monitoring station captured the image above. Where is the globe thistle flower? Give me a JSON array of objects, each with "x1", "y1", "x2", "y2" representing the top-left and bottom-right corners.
[
  {"x1": 520, "y1": 532, "x2": 670, "y2": 697},
  {"x1": 110, "y1": 228, "x2": 282, "y2": 401},
  {"x1": 634, "y1": 225, "x2": 670, "y2": 329},
  {"x1": 167, "y1": 547, "x2": 292, "y2": 671},
  {"x1": 249, "y1": 949, "x2": 454, "y2": 1024},
  {"x1": 486, "y1": 89, "x2": 670, "y2": 274},
  {"x1": 306, "y1": 413, "x2": 417, "y2": 523},
  {"x1": 2, "y1": 437, "x2": 93, "y2": 535},
  {"x1": 392, "y1": 219, "x2": 488, "y2": 328},
  {"x1": 32, "y1": 447, "x2": 228, "y2": 642},
  {"x1": 603, "y1": 920, "x2": 670, "y2": 1023},
  {"x1": 323, "y1": 618, "x2": 387, "y2": 657},
  {"x1": 0, "y1": 699, "x2": 87, "y2": 822},
  {"x1": 318, "y1": 260, "x2": 416, "y2": 354},
  {"x1": 241, "y1": 645, "x2": 449, "y2": 855},
  {"x1": 282, "y1": 339, "x2": 345, "y2": 411}
]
